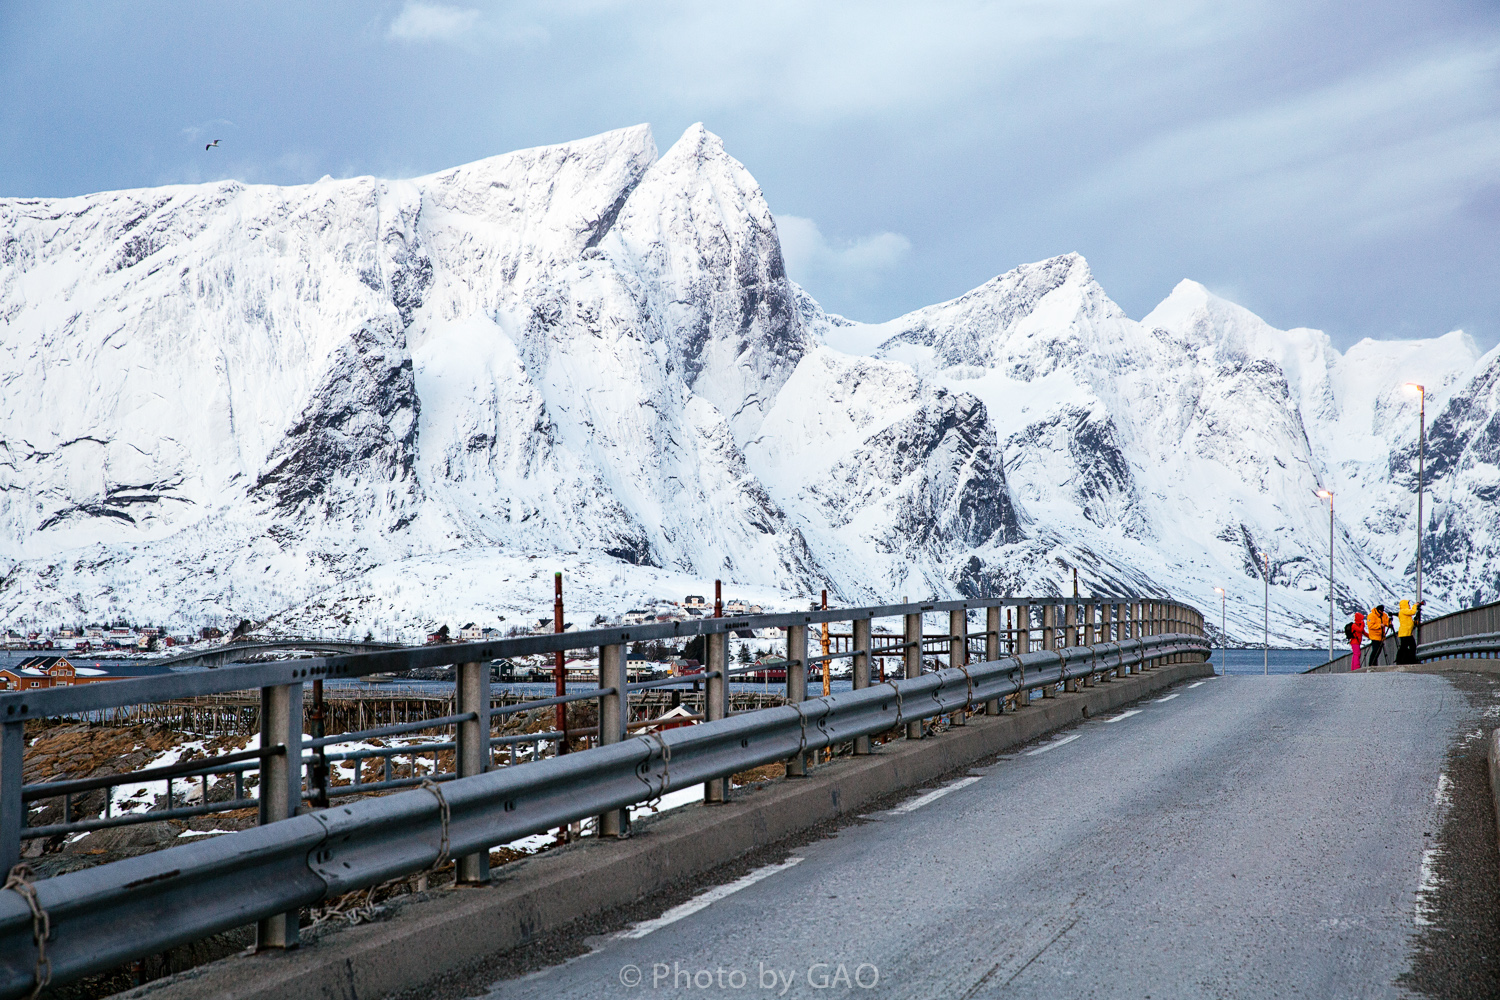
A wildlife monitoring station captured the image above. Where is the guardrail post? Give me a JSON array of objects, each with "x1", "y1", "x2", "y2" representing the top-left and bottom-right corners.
[
  {"x1": 1041, "y1": 604, "x2": 1057, "y2": 697},
  {"x1": 1110, "y1": 604, "x2": 1126, "y2": 678},
  {"x1": 904, "y1": 612, "x2": 923, "y2": 738},
  {"x1": 456, "y1": 660, "x2": 491, "y2": 883},
  {"x1": 1015, "y1": 603, "x2": 1031, "y2": 706},
  {"x1": 985, "y1": 606, "x2": 1002, "y2": 715},
  {"x1": 598, "y1": 643, "x2": 628, "y2": 836},
  {"x1": 257, "y1": 681, "x2": 303, "y2": 951},
  {"x1": 1134, "y1": 602, "x2": 1146, "y2": 671},
  {"x1": 0, "y1": 721, "x2": 22, "y2": 875},
  {"x1": 1065, "y1": 602, "x2": 1081, "y2": 692},
  {"x1": 852, "y1": 617, "x2": 871, "y2": 754},
  {"x1": 1082, "y1": 603, "x2": 1097, "y2": 686},
  {"x1": 705, "y1": 633, "x2": 728, "y2": 803},
  {"x1": 949, "y1": 608, "x2": 968, "y2": 725},
  {"x1": 786, "y1": 625, "x2": 809, "y2": 775}
]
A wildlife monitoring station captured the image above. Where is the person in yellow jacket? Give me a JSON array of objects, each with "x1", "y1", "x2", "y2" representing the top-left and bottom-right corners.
[
  {"x1": 1395, "y1": 599, "x2": 1424, "y2": 664},
  {"x1": 1366, "y1": 605, "x2": 1391, "y2": 667}
]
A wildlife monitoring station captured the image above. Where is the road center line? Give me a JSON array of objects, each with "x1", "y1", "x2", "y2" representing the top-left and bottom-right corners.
[
  {"x1": 1154, "y1": 693, "x2": 1180, "y2": 702},
  {"x1": 1187, "y1": 681, "x2": 1205, "y2": 689},
  {"x1": 1104, "y1": 710, "x2": 1141, "y2": 723},
  {"x1": 888, "y1": 776, "x2": 983, "y2": 814},
  {"x1": 617, "y1": 858, "x2": 805, "y2": 939},
  {"x1": 1026, "y1": 733, "x2": 1082, "y2": 756}
]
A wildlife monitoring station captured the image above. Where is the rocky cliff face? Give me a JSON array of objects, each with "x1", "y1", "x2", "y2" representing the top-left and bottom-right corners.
[
  {"x1": 0, "y1": 125, "x2": 1024, "y2": 630},
  {"x1": 0, "y1": 126, "x2": 1493, "y2": 641}
]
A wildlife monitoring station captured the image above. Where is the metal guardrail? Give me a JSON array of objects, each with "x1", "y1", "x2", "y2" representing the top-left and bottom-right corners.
[
  {"x1": 0, "y1": 630, "x2": 1206, "y2": 996},
  {"x1": 0, "y1": 595, "x2": 1204, "y2": 995},
  {"x1": 1412, "y1": 631, "x2": 1500, "y2": 660},
  {"x1": 4, "y1": 596, "x2": 1199, "y2": 846}
]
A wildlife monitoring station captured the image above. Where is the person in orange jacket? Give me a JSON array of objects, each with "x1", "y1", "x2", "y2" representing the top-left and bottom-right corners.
[
  {"x1": 1349, "y1": 611, "x2": 1366, "y2": 671},
  {"x1": 1366, "y1": 605, "x2": 1391, "y2": 668}
]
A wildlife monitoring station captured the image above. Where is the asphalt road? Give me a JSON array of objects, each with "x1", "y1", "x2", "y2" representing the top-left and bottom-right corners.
[{"x1": 478, "y1": 673, "x2": 1483, "y2": 999}]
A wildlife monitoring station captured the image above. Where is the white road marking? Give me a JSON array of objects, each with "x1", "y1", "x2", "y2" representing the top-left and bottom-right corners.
[
  {"x1": 1415, "y1": 847, "x2": 1442, "y2": 927},
  {"x1": 617, "y1": 858, "x2": 805, "y2": 939},
  {"x1": 1104, "y1": 710, "x2": 1141, "y2": 723},
  {"x1": 1154, "y1": 693, "x2": 1180, "y2": 702},
  {"x1": 1188, "y1": 681, "x2": 1205, "y2": 689},
  {"x1": 1026, "y1": 733, "x2": 1082, "y2": 756},
  {"x1": 888, "y1": 776, "x2": 983, "y2": 814}
]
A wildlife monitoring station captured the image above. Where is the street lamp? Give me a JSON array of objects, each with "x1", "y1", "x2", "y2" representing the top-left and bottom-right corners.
[
  {"x1": 1261, "y1": 551, "x2": 1270, "y2": 675},
  {"x1": 1213, "y1": 587, "x2": 1226, "y2": 675},
  {"x1": 1404, "y1": 383, "x2": 1426, "y2": 610},
  {"x1": 1316, "y1": 489, "x2": 1334, "y2": 663}
]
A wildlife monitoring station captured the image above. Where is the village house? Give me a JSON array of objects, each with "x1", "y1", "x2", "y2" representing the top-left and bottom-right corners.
[
  {"x1": 0, "y1": 656, "x2": 95, "y2": 690},
  {"x1": 458, "y1": 623, "x2": 483, "y2": 641}
]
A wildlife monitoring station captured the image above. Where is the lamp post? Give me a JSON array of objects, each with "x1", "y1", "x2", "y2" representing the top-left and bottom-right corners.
[
  {"x1": 1261, "y1": 551, "x2": 1269, "y2": 675},
  {"x1": 1404, "y1": 383, "x2": 1426, "y2": 611},
  {"x1": 1316, "y1": 490, "x2": 1334, "y2": 663},
  {"x1": 1213, "y1": 587, "x2": 1225, "y2": 675}
]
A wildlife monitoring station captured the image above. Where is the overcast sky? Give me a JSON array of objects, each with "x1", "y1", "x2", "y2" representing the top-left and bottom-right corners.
[{"x1": 3, "y1": 1, "x2": 1497, "y2": 350}]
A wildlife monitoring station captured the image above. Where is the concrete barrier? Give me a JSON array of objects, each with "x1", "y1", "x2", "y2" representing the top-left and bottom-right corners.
[{"x1": 118, "y1": 659, "x2": 1213, "y2": 1000}]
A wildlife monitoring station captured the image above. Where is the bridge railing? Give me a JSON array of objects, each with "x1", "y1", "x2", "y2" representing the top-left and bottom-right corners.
[{"x1": 0, "y1": 595, "x2": 1205, "y2": 996}]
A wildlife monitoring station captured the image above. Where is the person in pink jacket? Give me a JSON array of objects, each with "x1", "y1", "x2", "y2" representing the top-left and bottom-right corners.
[{"x1": 1349, "y1": 611, "x2": 1367, "y2": 671}]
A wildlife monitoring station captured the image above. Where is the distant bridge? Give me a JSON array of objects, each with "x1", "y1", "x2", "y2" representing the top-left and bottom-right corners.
[{"x1": 143, "y1": 638, "x2": 406, "y2": 671}]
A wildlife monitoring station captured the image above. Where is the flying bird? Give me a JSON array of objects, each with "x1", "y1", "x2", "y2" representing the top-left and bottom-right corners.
[{"x1": 205, "y1": 139, "x2": 220, "y2": 150}]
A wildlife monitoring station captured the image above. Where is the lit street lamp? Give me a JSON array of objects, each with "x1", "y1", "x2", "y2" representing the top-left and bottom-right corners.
[
  {"x1": 1316, "y1": 489, "x2": 1334, "y2": 663},
  {"x1": 1404, "y1": 383, "x2": 1427, "y2": 615},
  {"x1": 1213, "y1": 586, "x2": 1225, "y2": 676}
]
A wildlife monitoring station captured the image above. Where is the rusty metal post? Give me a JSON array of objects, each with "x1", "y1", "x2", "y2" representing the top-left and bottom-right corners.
[
  {"x1": 985, "y1": 605, "x2": 1002, "y2": 715},
  {"x1": 1081, "y1": 603, "x2": 1097, "y2": 686},
  {"x1": 1064, "y1": 602, "x2": 1080, "y2": 692},
  {"x1": 456, "y1": 659, "x2": 490, "y2": 883},
  {"x1": 905, "y1": 611, "x2": 923, "y2": 738},
  {"x1": 705, "y1": 631, "x2": 728, "y2": 802},
  {"x1": 309, "y1": 678, "x2": 328, "y2": 809},
  {"x1": 554, "y1": 573, "x2": 568, "y2": 752},
  {"x1": 256, "y1": 681, "x2": 303, "y2": 950},
  {"x1": 949, "y1": 607, "x2": 968, "y2": 725},
  {"x1": 1132, "y1": 601, "x2": 1144, "y2": 672},
  {"x1": 598, "y1": 643, "x2": 627, "y2": 836},
  {"x1": 852, "y1": 616, "x2": 871, "y2": 754},
  {"x1": 1041, "y1": 603, "x2": 1057, "y2": 697},
  {"x1": 1015, "y1": 603, "x2": 1031, "y2": 706},
  {"x1": 786, "y1": 624, "x2": 808, "y2": 776}
]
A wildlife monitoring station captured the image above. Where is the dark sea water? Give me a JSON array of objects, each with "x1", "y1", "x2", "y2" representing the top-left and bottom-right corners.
[{"x1": 1209, "y1": 647, "x2": 1330, "y2": 675}]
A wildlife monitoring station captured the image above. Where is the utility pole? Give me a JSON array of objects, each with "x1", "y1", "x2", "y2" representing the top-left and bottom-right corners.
[
  {"x1": 1213, "y1": 587, "x2": 1225, "y2": 676},
  {"x1": 1317, "y1": 490, "x2": 1334, "y2": 662},
  {"x1": 1405, "y1": 384, "x2": 1426, "y2": 610},
  {"x1": 554, "y1": 573, "x2": 567, "y2": 753},
  {"x1": 1262, "y1": 551, "x2": 1269, "y2": 676}
]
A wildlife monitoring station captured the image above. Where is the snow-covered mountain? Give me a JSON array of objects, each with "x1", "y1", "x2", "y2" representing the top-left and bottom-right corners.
[{"x1": 0, "y1": 124, "x2": 1494, "y2": 645}]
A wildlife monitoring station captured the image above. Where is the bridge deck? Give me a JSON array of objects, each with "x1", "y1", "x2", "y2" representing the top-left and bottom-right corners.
[{"x1": 479, "y1": 673, "x2": 1492, "y2": 999}]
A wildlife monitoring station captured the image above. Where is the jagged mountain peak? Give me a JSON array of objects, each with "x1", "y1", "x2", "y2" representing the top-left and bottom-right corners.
[{"x1": 1, "y1": 124, "x2": 1495, "y2": 640}]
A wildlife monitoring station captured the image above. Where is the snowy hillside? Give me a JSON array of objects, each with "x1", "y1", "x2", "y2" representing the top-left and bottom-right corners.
[{"x1": 1, "y1": 125, "x2": 1494, "y2": 645}]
